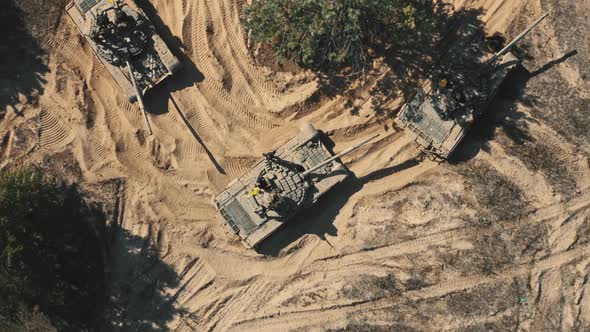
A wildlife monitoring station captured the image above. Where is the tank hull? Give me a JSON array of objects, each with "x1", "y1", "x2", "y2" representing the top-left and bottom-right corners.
[
  {"x1": 396, "y1": 13, "x2": 548, "y2": 161},
  {"x1": 66, "y1": 0, "x2": 181, "y2": 101},
  {"x1": 214, "y1": 124, "x2": 350, "y2": 248},
  {"x1": 398, "y1": 52, "x2": 518, "y2": 160}
]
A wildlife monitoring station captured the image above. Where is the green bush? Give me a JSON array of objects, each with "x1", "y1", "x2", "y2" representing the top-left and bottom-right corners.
[{"x1": 242, "y1": 0, "x2": 440, "y2": 71}]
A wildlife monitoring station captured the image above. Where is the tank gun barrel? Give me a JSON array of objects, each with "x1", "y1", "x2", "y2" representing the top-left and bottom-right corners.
[
  {"x1": 490, "y1": 12, "x2": 548, "y2": 63},
  {"x1": 302, "y1": 133, "x2": 380, "y2": 177},
  {"x1": 126, "y1": 60, "x2": 153, "y2": 135}
]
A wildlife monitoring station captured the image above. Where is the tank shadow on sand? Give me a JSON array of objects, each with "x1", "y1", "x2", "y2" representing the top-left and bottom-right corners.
[
  {"x1": 131, "y1": 1, "x2": 224, "y2": 173},
  {"x1": 451, "y1": 49, "x2": 579, "y2": 163},
  {"x1": 135, "y1": 0, "x2": 204, "y2": 93},
  {"x1": 255, "y1": 158, "x2": 421, "y2": 256},
  {"x1": 170, "y1": 95, "x2": 226, "y2": 174},
  {"x1": 144, "y1": 86, "x2": 225, "y2": 174},
  {"x1": 101, "y1": 226, "x2": 188, "y2": 331}
]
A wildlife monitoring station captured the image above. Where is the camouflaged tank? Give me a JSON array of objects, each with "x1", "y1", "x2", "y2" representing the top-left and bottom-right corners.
[
  {"x1": 67, "y1": 0, "x2": 181, "y2": 133},
  {"x1": 215, "y1": 124, "x2": 379, "y2": 248},
  {"x1": 398, "y1": 13, "x2": 548, "y2": 160}
]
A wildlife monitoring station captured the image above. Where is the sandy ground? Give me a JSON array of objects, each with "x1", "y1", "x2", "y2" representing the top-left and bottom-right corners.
[{"x1": 2, "y1": 0, "x2": 590, "y2": 330}]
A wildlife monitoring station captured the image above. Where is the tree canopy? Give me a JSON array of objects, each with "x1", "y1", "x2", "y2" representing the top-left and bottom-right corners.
[
  {"x1": 242, "y1": 0, "x2": 441, "y2": 72},
  {"x1": 0, "y1": 168, "x2": 103, "y2": 329}
]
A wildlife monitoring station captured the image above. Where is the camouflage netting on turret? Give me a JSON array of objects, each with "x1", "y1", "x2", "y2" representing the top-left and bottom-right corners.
[
  {"x1": 89, "y1": 3, "x2": 148, "y2": 66},
  {"x1": 82, "y1": 1, "x2": 169, "y2": 91},
  {"x1": 428, "y1": 33, "x2": 495, "y2": 125}
]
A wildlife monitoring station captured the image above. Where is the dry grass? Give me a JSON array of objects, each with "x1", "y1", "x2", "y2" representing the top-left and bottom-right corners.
[
  {"x1": 342, "y1": 274, "x2": 401, "y2": 301},
  {"x1": 454, "y1": 160, "x2": 528, "y2": 223},
  {"x1": 572, "y1": 216, "x2": 590, "y2": 249},
  {"x1": 446, "y1": 282, "x2": 518, "y2": 317},
  {"x1": 438, "y1": 221, "x2": 548, "y2": 276},
  {"x1": 497, "y1": 129, "x2": 578, "y2": 199}
]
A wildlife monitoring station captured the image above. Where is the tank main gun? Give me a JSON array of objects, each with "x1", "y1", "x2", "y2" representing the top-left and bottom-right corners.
[
  {"x1": 67, "y1": 0, "x2": 182, "y2": 135},
  {"x1": 302, "y1": 133, "x2": 380, "y2": 177},
  {"x1": 489, "y1": 12, "x2": 549, "y2": 64},
  {"x1": 214, "y1": 124, "x2": 378, "y2": 248},
  {"x1": 126, "y1": 60, "x2": 153, "y2": 135}
]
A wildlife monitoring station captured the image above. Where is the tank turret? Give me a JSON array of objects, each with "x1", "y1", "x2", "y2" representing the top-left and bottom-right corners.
[
  {"x1": 397, "y1": 13, "x2": 548, "y2": 160},
  {"x1": 67, "y1": 0, "x2": 182, "y2": 134},
  {"x1": 214, "y1": 124, "x2": 379, "y2": 248}
]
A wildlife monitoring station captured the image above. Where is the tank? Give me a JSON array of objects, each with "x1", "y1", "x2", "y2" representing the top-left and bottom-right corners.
[
  {"x1": 66, "y1": 0, "x2": 182, "y2": 133},
  {"x1": 214, "y1": 124, "x2": 379, "y2": 248},
  {"x1": 397, "y1": 13, "x2": 548, "y2": 160}
]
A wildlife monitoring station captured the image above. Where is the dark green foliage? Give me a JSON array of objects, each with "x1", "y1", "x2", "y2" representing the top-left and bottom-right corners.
[
  {"x1": 242, "y1": 0, "x2": 441, "y2": 71},
  {"x1": 0, "y1": 168, "x2": 103, "y2": 329},
  {"x1": 0, "y1": 309, "x2": 56, "y2": 331},
  {"x1": 1, "y1": 0, "x2": 49, "y2": 112}
]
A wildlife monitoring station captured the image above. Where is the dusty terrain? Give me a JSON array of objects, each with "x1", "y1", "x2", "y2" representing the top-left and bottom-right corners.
[{"x1": 2, "y1": 0, "x2": 590, "y2": 330}]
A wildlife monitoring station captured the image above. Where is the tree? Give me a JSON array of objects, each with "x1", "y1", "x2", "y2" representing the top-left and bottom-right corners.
[
  {"x1": 242, "y1": 0, "x2": 441, "y2": 72},
  {"x1": 0, "y1": 168, "x2": 61, "y2": 322},
  {"x1": 0, "y1": 168, "x2": 103, "y2": 329}
]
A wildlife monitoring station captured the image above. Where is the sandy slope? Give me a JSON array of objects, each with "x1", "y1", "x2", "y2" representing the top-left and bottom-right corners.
[{"x1": 2, "y1": 0, "x2": 590, "y2": 330}]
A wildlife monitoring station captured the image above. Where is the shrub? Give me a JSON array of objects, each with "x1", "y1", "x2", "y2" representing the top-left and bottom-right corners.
[
  {"x1": 0, "y1": 168, "x2": 103, "y2": 329},
  {"x1": 242, "y1": 0, "x2": 440, "y2": 72}
]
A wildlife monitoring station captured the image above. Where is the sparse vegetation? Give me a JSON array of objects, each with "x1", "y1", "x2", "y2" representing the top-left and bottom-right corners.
[
  {"x1": 242, "y1": 0, "x2": 443, "y2": 72},
  {"x1": 329, "y1": 321, "x2": 416, "y2": 332},
  {"x1": 404, "y1": 276, "x2": 431, "y2": 291},
  {"x1": 498, "y1": 132, "x2": 578, "y2": 199},
  {"x1": 446, "y1": 282, "x2": 518, "y2": 317},
  {"x1": 455, "y1": 161, "x2": 528, "y2": 223},
  {"x1": 343, "y1": 274, "x2": 401, "y2": 300},
  {"x1": 438, "y1": 221, "x2": 548, "y2": 276}
]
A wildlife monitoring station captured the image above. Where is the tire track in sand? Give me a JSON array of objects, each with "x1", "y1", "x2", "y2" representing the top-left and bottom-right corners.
[
  {"x1": 228, "y1": 243, "x2": 590, "y2": 331},
  {"x1": 302, "y1": 193, "x2": 590, "y2": 274},
  {"x1": 39, "y1": 101, "x2": 74, "y2": 150},
  {"x1": 214, "y1": 0, "x2": 276, "y2": 107},
  {"x1": 185, "y1": 0, "x2": 278, "y2": 131},
  {"x1": 114, "y1": 137, "x2": 215, "y2": 218},
  {"x1": 47, "y1": 31, "x2": 91, "y2": 72},
  {"x1": 205, "y1": 279, "x2": 271, "y2": 332},
  {"x1": 168, "y1": 255, "x2": 217, "y2": 308}
]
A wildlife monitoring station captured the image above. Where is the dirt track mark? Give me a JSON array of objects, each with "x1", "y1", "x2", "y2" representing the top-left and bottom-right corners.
[
  {"x1": 170, "y1": 256, "x2": 217, "y2": 307},
  {"x1": 209, "y1": 279, "x2": 274, "y2": 332},
  {"x1": 304, "y1": 193, "x2": 590, "y2": 276},
  {"x1": 229, "y1": 243, "x2": 590, "y2": 331},
  {"x1": 188, "y1": 0, "x2": 277, "y2": 131},
  {"x1": 114, "y1": 136, "x2": 215, "y2": 219},
  {"x1": 216, "y1": 0, "x2": 278, "y2": 107},
  {"x1": 39, "y1": 103, "x2": 74, "y2": 149},
  {"x1": 304, "y1": 226, "x2": 478, "y2": 273},
  {"x1": 47, "y1": 28, "x2": 92, "y2": 72}
]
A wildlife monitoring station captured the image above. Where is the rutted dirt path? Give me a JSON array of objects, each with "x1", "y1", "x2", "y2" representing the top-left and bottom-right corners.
[{"x1": 2, "y1": 0, "x2": 590, "y2": 330}]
